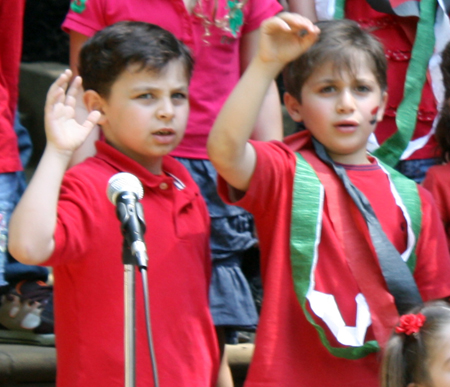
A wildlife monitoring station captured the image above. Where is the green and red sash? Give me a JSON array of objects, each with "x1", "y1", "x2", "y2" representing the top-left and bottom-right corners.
[
  {"x1": 334, "y1": 0, "x2": 438, "y2": 166},
  {"x1": 289, "y1": 143, "x2": 422, "y2": 359}
]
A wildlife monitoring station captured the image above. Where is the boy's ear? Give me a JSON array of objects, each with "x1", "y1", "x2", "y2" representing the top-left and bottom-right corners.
[
  {"x1": 83, "y1": 90, "x2": 107, "y2": 125},
  {"x1": 283, "y1": 92, "x2": 303, "y2": 123}
]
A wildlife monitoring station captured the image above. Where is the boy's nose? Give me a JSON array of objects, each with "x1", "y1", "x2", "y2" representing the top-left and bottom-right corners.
[
  {"x1": 336, "y1": 89, "x2": 356, "y2": 114},
  {"x1": 156, "y1": 98, "x2": 175, "y2": 120}
]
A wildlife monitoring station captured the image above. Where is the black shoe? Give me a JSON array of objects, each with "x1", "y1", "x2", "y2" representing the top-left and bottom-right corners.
[{"x1": 0, "y1": 280, "x2": 54, "y2": 346}]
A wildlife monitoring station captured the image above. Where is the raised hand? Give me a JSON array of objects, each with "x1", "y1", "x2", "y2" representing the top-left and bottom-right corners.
[
  {"x1": 258, "y1": 12, "x2": 320, "y2": 67},
  {"x1": 44, "y1": 69, "x2": 101, "y2": 156}
]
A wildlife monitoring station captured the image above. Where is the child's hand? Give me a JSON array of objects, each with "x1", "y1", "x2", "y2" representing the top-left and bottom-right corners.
[
  {"x1": 258, "y1": 12, "x2": 320, "y2": 66},
  {"x1": 44, "y1": 69, "x2": 101, "y2": 156}
]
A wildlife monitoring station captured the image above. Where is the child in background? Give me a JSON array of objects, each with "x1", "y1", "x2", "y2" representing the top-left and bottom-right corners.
[
  {"x1": 422, "y1": 41, "x2": 450, "y2": 247},
  {"x1": 207, "y1": 13, "x2": 450, "y2": 387},
  {"x1": 381, "y1": 301, "x2": 450, "y2": 387},
  {"x1": 9, "y1": 22, "x2": 219, "y2": 387},
  {"x1": 0, "y1": 0, "x2": 53, "y2": 345}
]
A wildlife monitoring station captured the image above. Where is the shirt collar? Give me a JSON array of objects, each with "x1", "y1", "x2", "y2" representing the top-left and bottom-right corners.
[{"x1": 94, "y1": 141, "x2": 195, "y2": 193}]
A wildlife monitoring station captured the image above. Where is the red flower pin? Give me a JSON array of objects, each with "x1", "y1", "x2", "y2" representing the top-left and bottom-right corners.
[{"x1": 395, "y1": 313, "x2": 426, "y2": 335}]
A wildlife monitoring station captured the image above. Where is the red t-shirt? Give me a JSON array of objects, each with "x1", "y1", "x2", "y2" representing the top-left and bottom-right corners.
[
  {"x1": 345, "y1": 0, "x2": 438, "y2": 161},
  {"x1": 45, "y1": 141, "x2": 219, "y2": 387},
  {"x1": 218, "y1": 135, "x2": 450, "y2": 387},
  {"x1": 423, "y1": 163, "x2": 450, "y2": 249},
  {"x1": 62, "y1": 0, "x2": 283, "y2": 159},
  {"x1": 0, "y1": 0, "x2": 25, "y2": 173}
]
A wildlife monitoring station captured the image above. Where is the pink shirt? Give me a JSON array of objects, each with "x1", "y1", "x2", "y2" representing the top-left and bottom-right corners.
[{"x1": 63, "y1": 0, "x2": 282, "y2": 159}]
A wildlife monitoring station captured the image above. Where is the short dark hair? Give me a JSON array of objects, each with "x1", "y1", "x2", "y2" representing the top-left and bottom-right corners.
[
  {"x1": 79, "y1": 21, "x2": 194, "y2": 98},
  {"x1": 283, "y1": 19, "x2": 387, "y2": 101}
]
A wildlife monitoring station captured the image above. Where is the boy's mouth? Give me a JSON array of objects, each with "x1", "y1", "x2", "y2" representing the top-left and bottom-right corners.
[
  {"x1": 334, "y1": 121, "x2": 358, "y2": 131},
  {"x1": 152, "y1": 128, "x2": 177, "y2": 144},
  {"x1": 153, "y1": 129, "x2": 174, "y2": 135}
]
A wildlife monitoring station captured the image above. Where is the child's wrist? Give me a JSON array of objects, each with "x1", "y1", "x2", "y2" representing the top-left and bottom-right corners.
[
  {"x1": 44, "y1": 143, "x2": 75, "y2": 164},
  {"x1": 253, "y1": 56, "x2": 285, "y2": 78}
]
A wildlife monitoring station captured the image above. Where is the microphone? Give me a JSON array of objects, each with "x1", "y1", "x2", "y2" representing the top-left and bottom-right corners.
[{"x1": 107, "y1": 172, "x2": 148, "y2": 268}]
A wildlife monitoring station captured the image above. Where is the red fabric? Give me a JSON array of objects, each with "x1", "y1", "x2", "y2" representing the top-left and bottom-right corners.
[
  {"x1": 62, "y1": 0, "x2": 282, "y2": 159},
  {"x1": 0, "y1": 0, "x2": 25, "y2": 173},
  {"x1": 217, "y1": 132, "x2": 450, "y2": 387},
  {"x1": 45, "y1": 142, "x2": 219, "y2": 387},
  {"x1": 423, "y1": 163, "x2": 450, "y2": 249},
  {"x1": 345, "y1": 0, "x2": 438, "y2": 161},
  {"x1": 300, "y1": 149, "x2": 401, "y2": 348}
]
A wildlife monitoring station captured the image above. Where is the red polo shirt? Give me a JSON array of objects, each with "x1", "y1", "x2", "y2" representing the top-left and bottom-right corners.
[{"x1": 46, "y1": 141, "x2": 219, "y2": 387}]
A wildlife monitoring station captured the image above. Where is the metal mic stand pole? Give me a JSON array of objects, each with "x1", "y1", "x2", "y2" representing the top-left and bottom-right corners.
[
  {"x1": 123, "y1": 239, "x2": 149, "y2": 387},
  {"x1": 123, "y1": 243, "x2": 137, "y2": 387}
]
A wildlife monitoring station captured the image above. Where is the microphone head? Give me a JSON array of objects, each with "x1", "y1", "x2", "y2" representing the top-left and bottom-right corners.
[{"x1": 107, "y1": 172, "x2": 144, "y2": 205}]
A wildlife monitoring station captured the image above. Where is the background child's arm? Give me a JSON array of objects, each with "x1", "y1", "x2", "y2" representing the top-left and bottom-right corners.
[
  {"x1": 287, "y1": 0, "x2": 318, "y2": 22},
  {"x1": 68, "y1": 31, "x2": 101, "y2": 167},
  {"x1": 207, "y1": 13, "x2": 319, "y2": 192},
  {"x1": 240, "y1": 28, "x2": 283, "y2": 143},
  {"x1": 8, "y1": 70, "x2": 101, "y2": 265}
]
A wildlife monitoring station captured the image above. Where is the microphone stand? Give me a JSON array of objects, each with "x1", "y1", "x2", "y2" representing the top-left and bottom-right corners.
[
  {"x1": 122, "y1": 242, "x2": 138, "y2": 387},
  {"x1": 109, "y1": 174, "x2": 157, "y2": 386},
  {"x1": 122, "y1": 239, "x2": 149, "y2": 387}
]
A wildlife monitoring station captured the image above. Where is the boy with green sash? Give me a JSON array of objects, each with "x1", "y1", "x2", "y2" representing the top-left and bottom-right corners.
[{"x1": 207, "y1": 13, "x2": 450, "y2": 387}]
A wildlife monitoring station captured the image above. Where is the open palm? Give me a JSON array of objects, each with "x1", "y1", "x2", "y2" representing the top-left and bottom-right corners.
[{"x1": 44, "y1": 70, "x2": 101, "y2": 154}]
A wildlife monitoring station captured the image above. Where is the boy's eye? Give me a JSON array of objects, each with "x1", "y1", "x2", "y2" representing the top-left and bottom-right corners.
[
  {"x1": 172, "y1": 92, "x2": 187, "y2": 100},
  {"x1": 355, "y1": 85, "x2": 371, "y2": 93},
  {"x1": 319, "y1": 85, "x2": 336, "y2": 93},
  {"x1": 137, "y1": 93, "x2": 154, "y2": 99}
]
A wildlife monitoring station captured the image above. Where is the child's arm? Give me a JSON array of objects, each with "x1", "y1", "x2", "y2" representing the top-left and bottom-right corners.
[
  {"x1": 8, "y1": 70, "x2": 101, "y2": 265},
  {"x1": 207, "y1": 13, "x2": 319, "y2": 191},
  {"x1": 240, "y1": 28, "x2": 283, "y2": 142},
  {"x1": 288, "y1": 0, "x2": 318, "y2": 22},
  {"x1": 68, "y1": 31, "x2": 101, "y2": 167}
]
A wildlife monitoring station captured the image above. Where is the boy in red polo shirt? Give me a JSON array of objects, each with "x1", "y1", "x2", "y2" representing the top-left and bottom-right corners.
[
  {"x1": 207, "y1": 13, "x2": 450, "y2": 387},
  {"x1": 9, "y1": 22, "x2": 219, "y2": 387}
]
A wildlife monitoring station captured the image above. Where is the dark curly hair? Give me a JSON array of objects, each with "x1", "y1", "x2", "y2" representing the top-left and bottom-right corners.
[{"x1": 78, "y1": 21, "x2": 194, "y2": 98}]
